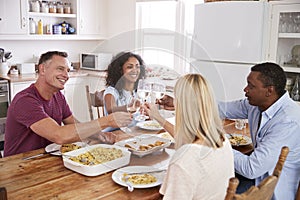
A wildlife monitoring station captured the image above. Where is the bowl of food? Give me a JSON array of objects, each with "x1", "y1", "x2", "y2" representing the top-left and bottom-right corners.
[{"x1": 62, "y1": 144, "x2": 131, "y2": 176}]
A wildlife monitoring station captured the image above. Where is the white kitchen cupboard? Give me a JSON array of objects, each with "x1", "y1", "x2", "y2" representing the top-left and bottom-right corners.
[
  {"x1": 1, "y1": 0, "x2": 107, "y2": 40},
  {"x1": 0, "y1": 0, "x2": 27, "y2": 35},
  {"x1": 9, "y1": 81, "x2": 35, "y2": 102},
  {"x1": 78, "y1": 0, "x2": 106, "y2": 37},
  {"x1": 63, "y1": 76, "x2": 90, "y2": 122},
  {"x1": 268, "y1": 0, "x2": 300, "y2": 73}
]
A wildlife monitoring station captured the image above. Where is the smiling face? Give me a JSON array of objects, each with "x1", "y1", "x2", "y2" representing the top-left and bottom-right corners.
[
  {"x1": 40, "y1": 55, "x2": 70, "y2": 91},
  {"x1": 122, "y1": 56, "x2": 141, "y2": 84},
  {"x1": 244, "y1": 71, "x2": 270, "y2": 109}
]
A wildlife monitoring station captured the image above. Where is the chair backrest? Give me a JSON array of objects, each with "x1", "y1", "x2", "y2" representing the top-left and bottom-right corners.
[
  {"x1": 296, "y1": 181, "x2": 300, "y2": 200},
  {"x1": 224, "y1": 146, "x2": 289, "y2": 200},
  {"x1": 85, "y1": 85, "x2": 105, "y2": 120},
  {"x1": 0, "y1": 187, "x2": 7, "y2": 200}
]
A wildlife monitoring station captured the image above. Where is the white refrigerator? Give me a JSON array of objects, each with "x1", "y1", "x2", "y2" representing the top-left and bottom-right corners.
[{"x1": 191, "y1": 1, "x2": 270, "y2": 101}]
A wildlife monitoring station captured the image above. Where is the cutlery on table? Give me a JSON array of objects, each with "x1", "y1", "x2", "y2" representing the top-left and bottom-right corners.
[
  {"x1": 124, "y1": 169, "x2": 166, "y2": 175},
  {"x1": 22, "y1": 149, "x2": 60, "y2": 160}
]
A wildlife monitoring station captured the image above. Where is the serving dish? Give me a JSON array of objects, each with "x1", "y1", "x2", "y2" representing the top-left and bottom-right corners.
[
  {"x1": 136, "y1": 120, "x2": 163, "y2": 131},
  {"x1": 114, "y1": 134, "x2": 171, "y2": 157},
  {"x1": 226, "y1": 133, "x2": 252, "y2": 146},
  {"x1": 112, "y1": 166, "x2": 165, "y2": 189},
  {"x1": 62, "y1": 144, "x2": 131, "y2": 176},
  {"x1": 45, "y1": 142, "x2": 87, "y2": 156}
]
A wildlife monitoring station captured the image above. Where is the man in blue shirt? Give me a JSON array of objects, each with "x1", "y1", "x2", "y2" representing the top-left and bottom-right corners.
[{"x1": 218, "y1": 62, "x2": 300, "y2": 200}]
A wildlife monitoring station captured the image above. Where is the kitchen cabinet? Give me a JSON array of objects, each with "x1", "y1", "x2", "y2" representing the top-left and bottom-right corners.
[
  {"x1": 63, "y1": 76, "x2": 90, "y2": 122},
  {"x1": 268, "y1": 0, "x2": 300, "y2": 73},
  {"x1": 0, "y1": 0, "x2": 27, "y2": 35},
  {"x1": 9, "y1": 81, "x2": 35, "y2": 101},
  {"x1": 78, "y1": 0, "x2": 106, "y2": 36}
]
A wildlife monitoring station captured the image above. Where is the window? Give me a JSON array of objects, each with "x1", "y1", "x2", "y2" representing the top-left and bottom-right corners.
[{"x1": 135, "y1": 0, "x2": 203, "y2": 74}]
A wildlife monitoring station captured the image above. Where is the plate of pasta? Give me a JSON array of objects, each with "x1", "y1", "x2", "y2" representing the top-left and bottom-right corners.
[
  {"x1": 112, "y1": 166, "x2": 165, "y2": 188},
  {"x1": 226, "y1": 133, "x2": 252, "y2": 146},
  {"x1": 45, "y1": 142, "x2": 87, "y2": 156},
  {"x1": 136, "y1": 120, "x2": 163, "y2": 131}
]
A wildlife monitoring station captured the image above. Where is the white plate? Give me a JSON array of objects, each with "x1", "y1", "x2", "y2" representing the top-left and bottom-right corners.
[
  {"x1": 136, "y1": 120, "x2": 163, "y2": 131},
  {"x1": 114, "y1": 134, "x2": 171, "y2": 157},
  {"x1": 226, "y1": 133, "x2": 252, "y2": 146},
  {"x1": 112, "y1": 166, "x2": 165, "y2": 188},
  {"x1": 45, "y1": 142, "x2": 87, "y2": 156},
  {"x1": 157, "y1": 132, "x2": 175, "y2": 143}
]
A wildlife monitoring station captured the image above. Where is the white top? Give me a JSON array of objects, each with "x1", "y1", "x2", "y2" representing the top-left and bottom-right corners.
[
  {"x1": 160, "y1": 137, "x2": 234, "y2": 200},
  {"x1": 103, "y1": 86, "x2": 133, "y2": 116}
]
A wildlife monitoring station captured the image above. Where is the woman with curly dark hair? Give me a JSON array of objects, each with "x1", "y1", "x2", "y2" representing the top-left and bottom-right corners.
[{"x1": 104, "y1": 52, "x2": 146, "y2": 115}]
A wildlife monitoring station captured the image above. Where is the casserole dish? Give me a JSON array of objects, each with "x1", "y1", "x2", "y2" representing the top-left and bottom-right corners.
[{"x1": 62, "y1": 144, "x2": 131, "y2": 176}]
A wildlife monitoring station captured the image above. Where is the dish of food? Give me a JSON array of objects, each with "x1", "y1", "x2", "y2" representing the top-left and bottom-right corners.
[
  {"x1": 226, "y1": 133, "x2": 252, "y2": 146},
  {"x1": 114, "y1": 134, "x2": 171, "y2": 157},
  {"x1": 157, "y1": 132, "x2": 175, "y2": 143},
  {"x1": 112, "y1": 166, "x2": 165, "y2": 188},
  {"x1": 62, "y1": 144, "x2": 131, "y2": 176},
  {"x1": 45, "y1": 142, "x2": 87, "y2": 156},
  {"x1": 136, "y1": 120, "x2": 163, "y2": 131}
]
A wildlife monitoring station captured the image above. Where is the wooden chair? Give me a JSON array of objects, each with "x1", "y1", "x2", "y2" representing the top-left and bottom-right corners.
[
  {"x1": 0, "y1": 187, "x2": 7, "y2": 200},
  {"x1": 296, "y1": 181, "x2": 300, "y2": 200},
  {"x1": 225, "y1": 146, "x2": 289, "y2": 200},
  {"x1": 85, "y1": 85, "x2": 105, "y2": 120}
]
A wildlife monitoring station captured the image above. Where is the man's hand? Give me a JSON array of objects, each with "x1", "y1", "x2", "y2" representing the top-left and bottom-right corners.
[
  {"x1": 156, "y1": 95, "x2": 175, "y2": 111},
  {"x1": 98, "y1": 132, "x2": 116, "y2": 144},
  {"x1": 107, "y1": 112, "x2": 132, "y2": 128}
]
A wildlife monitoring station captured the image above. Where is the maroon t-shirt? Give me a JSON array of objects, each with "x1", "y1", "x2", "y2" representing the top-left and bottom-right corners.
[{"x1": 4, "y1": 84, "x2": 72, "y2": 156}]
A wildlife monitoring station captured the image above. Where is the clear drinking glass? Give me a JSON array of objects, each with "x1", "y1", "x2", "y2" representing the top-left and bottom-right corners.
[
  {"x1": 235, "y1": 119, "x2": 246, "y2": 135},
  {"x1": 135, "y1": 78, "x2": 152, "y2": 121}
]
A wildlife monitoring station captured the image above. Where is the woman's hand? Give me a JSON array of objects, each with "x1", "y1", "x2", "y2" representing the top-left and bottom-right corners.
[{"x1": 142, "y1": 102, "x2": 164, "y2": 123}]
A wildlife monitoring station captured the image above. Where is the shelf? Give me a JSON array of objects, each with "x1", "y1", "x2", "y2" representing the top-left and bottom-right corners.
[
  {"x1": 28, "y1": 12, "x2": 76, "y2": 18},
  {"x1": 283, "y1": 65, "x2": 300, "y2": 73},
  {"x1": 0, "y1": 34, "x2": 106, "y2": 41},
  {"x1": 278, "y1": 33, "x2": 300, "y2": 38}
]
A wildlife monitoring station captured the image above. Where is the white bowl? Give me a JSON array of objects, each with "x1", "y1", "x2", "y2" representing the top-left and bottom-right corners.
[{"x1": 62, "y1": 144, "x2": 131, "y2": 176}]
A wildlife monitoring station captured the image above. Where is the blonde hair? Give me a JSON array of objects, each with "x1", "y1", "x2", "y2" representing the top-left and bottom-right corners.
[{"x1": 174, "y1": 74, "x2": 225, "y2": 149}]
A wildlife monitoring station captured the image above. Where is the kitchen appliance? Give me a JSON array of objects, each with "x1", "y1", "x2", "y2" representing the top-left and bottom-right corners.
[
  {"x1": 16, "y1": 63, "x2": 36, "y2": 74},
  {"x1": 191, "y1": 1, "x2": 269, "y2": 101},
  {"x1": 80, "y1": 53, "x2": 113, "y2": 71}
]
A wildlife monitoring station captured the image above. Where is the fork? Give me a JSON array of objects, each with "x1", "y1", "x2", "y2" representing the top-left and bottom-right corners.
[{"x1": 124, "y1": 176, "x2": 134, "y2": 192}]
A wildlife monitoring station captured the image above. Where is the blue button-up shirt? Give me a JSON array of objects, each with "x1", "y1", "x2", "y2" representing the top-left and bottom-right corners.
[{"x1": 218, "y1": 92, "x2": 300, "y2": 200}]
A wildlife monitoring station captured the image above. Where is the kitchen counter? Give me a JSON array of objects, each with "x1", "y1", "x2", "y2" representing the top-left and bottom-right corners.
[{"x1": 0, "y1": 69, "x2": 107, "y2": 83}]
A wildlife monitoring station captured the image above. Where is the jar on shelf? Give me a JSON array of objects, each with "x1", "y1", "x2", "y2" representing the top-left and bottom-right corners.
[
  {"x1": 29, "y1": 18, "x2": 36, "y2": 34},
  {"x1": 49, "y1": 1, "x2": 57, "y2": 13},
  {"x1": 63, "y1": 2, "x2": 71, "y2": 14},
  {"x1": 41, "y1": 1, "x2": 49, "y2": 13},
  {"x1": 56, "y1": 1, "x2": 64, "y2": 13},
  {"x1": 30, "y1": 0, "x2": 41, "y2": 12}
]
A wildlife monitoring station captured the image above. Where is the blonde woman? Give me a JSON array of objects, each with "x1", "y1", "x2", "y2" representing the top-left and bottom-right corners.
[{"x1": 143, "y1": 74, "x2": 234, "y2": 199}]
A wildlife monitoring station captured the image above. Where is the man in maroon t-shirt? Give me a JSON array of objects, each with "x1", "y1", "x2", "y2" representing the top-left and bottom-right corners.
[{"x1": 4, "y1": 51, "x2": 132, "y2": 157}]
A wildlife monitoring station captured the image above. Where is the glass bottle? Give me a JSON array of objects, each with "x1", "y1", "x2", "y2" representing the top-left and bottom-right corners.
[
  {"x1": 29, "y1": 18, "x2": 36, "y2": 34},
  {"x1": 291, "y1": 75, "x2": 300, "y2": 101},
  {"x1": 37, "y1": 19, "x2": 43, "y2": 35}
]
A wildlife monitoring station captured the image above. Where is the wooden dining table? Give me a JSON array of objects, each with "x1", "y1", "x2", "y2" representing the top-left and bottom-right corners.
[{"x1": 0, "y1": 119, "x2": 253, "y2": 200}]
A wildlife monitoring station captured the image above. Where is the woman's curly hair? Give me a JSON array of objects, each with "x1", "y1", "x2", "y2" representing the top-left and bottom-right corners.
[{"x1": 105, "y1": 52, "x2": 146, "y2": 96}]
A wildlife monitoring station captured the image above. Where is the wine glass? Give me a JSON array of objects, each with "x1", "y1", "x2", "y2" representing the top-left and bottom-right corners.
[
  {"x1": 135, "y1": 78, "x2": 152, "y2": 121},
  {"x1": 152, "y1": 82, "x2": 166, "y2": 101},
  {"x1": 152, "y1": 82, "x2": 166, "y2": 116}
]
